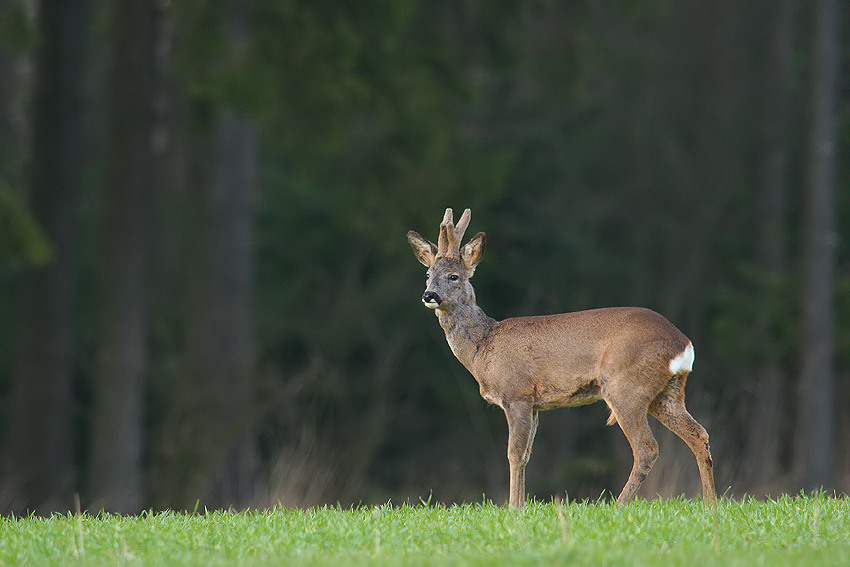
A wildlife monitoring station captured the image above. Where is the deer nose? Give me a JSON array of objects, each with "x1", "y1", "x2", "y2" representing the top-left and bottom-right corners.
[{"x1": 422, "y1": 291, "x2": 441, "y2": 306}]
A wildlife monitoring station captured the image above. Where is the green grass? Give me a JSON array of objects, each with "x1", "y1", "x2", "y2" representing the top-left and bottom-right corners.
[{"x1": 1, "y1": 494, "x2": 848, "y2": 565}]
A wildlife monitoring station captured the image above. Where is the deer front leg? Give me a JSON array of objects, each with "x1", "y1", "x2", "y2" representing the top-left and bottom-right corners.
[{"x1": 503, "y1": 399, "x2": 536, "y2": 509}]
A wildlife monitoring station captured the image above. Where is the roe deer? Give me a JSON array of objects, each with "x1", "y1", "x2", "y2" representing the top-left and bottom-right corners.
[{"x1": 407, "y1": 208, "x2": 716, "y2": 508}]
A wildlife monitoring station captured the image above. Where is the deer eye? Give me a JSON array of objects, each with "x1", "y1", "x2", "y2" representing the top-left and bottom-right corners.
[{"x1": 448, "y1": 274, "x2": 459, "y2": 281}]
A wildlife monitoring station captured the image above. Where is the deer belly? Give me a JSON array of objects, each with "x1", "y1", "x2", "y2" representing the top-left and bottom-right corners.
[{"x1": 532, "y1": 379, "x2": 602, "y2": 410}]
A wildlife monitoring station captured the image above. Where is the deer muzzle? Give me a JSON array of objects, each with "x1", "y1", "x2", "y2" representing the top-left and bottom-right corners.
[{"x1": 422, "y1": 291, "x2": 442, "y2": 308}]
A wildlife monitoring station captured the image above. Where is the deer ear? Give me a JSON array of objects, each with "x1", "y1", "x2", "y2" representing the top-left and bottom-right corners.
[
  {"x1": 407, "y1": 230, "x2": 437, "y2": 267},
  {"x1": 461, "y1": 232, "x2": 486, "y2": 275}
]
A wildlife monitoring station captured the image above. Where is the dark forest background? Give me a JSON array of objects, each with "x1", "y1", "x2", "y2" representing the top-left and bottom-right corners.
[{"x1": 0, "y1": 0, "x2": 848, "y2": 515}]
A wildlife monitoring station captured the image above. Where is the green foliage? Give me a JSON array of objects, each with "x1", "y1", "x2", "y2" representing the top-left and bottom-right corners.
[
  {"x1": 709, "y1": 263, "x2": 799, "y2": 367},
  {"x1": 1, "y1": 496, "x2": 848, "y2": 565},
  {"x1": 0, "y1": 186, "x2": 52, "y2": 267},
  {"x1": 0, "y1": 0, "x2": 36, "y2": 51},
  {"x1": 243, "y1": 0, "x2": 527, "y2": 505}
]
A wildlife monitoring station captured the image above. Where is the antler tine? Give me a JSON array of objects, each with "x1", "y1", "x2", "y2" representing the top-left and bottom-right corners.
[
  {"x1": 436, "y1": 207, "x2": 471, "y2": 257},
  {"x1": 437, "y1": 208, "x2": 454, "y2": 255},
  {"x1": 454, "y1": 208, "x2": 471, "y2": 242}
]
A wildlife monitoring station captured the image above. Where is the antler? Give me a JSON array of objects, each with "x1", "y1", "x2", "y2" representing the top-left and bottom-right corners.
[{"x1": 436, "y1": 208, "x2": 472, "y2": 258}]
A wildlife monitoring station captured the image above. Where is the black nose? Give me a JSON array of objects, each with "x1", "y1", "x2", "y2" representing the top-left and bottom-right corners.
[{"x1": 422, "y1": 291, "x2": 441, "y2": 304}]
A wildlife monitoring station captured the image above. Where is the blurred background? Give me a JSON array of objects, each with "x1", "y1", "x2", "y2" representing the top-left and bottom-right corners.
[{"x1": 0, "y1": 0, "x2": 848, "y2": 515}]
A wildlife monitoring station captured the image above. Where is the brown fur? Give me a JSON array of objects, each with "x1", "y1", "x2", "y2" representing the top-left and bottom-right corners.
[{"x1": 407, "y1": 208, "x2": 716, "y2": 508}]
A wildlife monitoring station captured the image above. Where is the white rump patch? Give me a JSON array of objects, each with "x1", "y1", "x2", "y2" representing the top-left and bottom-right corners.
[{"x1": 668, "y1": 342, "x2": 695, "y2": 375}]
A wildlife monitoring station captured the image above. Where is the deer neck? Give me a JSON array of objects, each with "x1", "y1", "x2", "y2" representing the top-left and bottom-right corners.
[{"x1": 435, "y1": 291, "x2": 496, "y2": 370}]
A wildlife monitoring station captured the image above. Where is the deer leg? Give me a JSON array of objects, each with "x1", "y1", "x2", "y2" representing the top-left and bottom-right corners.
[
  {"x1": 649, "y1": 390, "x2": 716, "y2": 506},
  {"x1": 524, "y1": 409, "x2": 539, "y2": 463},
  {"x1": 503, "y1": 399, "x2": 535, "y2": 509},
  {"x1": 609, "y1": 401, "x2": 658, "y2": 504}
]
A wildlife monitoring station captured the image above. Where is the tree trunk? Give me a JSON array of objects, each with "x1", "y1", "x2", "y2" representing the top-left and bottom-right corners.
[
  {"x1": 200, "y1": 110, "x2": 258, "y2": 508},
  {"x1": 152, "y1": 0, "x2": 259, "y2": 509},
  {"x1": 0, "y1": 8, "x2": 18, "y2": 173},
  {"x1": 5, "y1": 0, "x2": 88, "y2": 515},
  {"x1": 794, "y1": 0, "x2": 839, "y2": 492},
  {"x1": 86, "y1": 0, "x2": 155, "y2": 514},
  {"x1": 161, "y1": 108, "x2": 257, "y2": 510},
  {"x1": 743, "y1": 0, "x2": 793, "y2": 492}
]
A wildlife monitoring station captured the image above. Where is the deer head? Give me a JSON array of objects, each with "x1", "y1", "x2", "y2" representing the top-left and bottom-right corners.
[{"x1": 407, "y1": 208, "x2": 486, "y2": 312}]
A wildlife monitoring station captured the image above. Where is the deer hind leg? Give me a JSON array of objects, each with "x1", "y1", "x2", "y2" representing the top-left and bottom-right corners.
[
  {"x1": 615, "y1": 412, "x2": 659, "y2": 504},
  {"x1": 649, "y1": 374, "x2": 716, "y2": 506},
  {"x1": 503, "y1": 399, "x2": 536, "y2": 509},
  {"x1": 525, "y1": 409, "x2": 539, "y2": 463},
  {"x1": 602, "y1": 363, "x2": 665, "y2": 505},
  {"x1": 607, "y1": 395, "x2": 659, "y2": 504}
]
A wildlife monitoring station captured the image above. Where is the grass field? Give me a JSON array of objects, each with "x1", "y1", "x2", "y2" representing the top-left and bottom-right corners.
[{"x1": 1, "y1": 494, "x2": 848, "y2": 565}]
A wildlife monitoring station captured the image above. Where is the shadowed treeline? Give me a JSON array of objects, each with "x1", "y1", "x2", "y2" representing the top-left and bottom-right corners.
[{"x1": 0, "y1": 0, "x2": 847, "y2": 514}]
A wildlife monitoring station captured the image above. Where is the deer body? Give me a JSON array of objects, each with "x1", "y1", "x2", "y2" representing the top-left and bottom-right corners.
[
  {"x1": 408, "y1": 208, "x2": 716, "y2": 508},
  {"x1": 460, "y1": 308, "x2": 688, "y2": 409}
]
